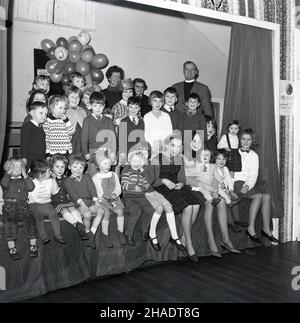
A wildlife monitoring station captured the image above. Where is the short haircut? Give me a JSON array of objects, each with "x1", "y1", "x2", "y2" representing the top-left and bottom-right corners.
[
  {"x1": 149, "y1": 90, "x2": 164, "y2": 104},
  {"x1": 48, "y1": 95, "x2": 67, "y2": 111},
  {"x1": 28, "y1": 101, "x2": 47, "y2": 113},
  {"x1": 226, "y1": 119, "x2": 240, "y2": 132},
  {"x1": 214, "y1": 149, "x2": 229, "y2": 161},
  {"x1": 127, "y1": 96, "x2": 142, "y2": 107},
  {"x1": 205, "y1": 115, "x2": 217, "y2": 131},
  {"x1": 50, "y1": 153, "x2": 68, "y2": 169},
  {"x1": 30, "y1": 160, "x2": 50, "y2": 179},
  {"x1": 133, "y1": 78, "x2": 148, "y2": 91},
  {"x1": 66, "y1": 85, "x2": 82, "y2": 97},
  {"x1": 128, "y1": 150, "x2": 147, "y2": 164},
  {"x1": 26, "y1": 90, "x2": 48, "y2": 112},
  {"x1": 90, "y1": 91, "x2": 106, "y2": 104},
  {"x1": 186, "y1": 92, "x2": 201, "y2": 103},
  {"x1": 34, "y1": 75, "x2": 50, "y2": 85},
  {"x1": 105, "y1": 65, "x2": 125, "y2": 81},
  {"x1": 69, "y1": 72, "x2": 86, "y2": 85},
  {"x1": 164, "y1": 87, "x2": 178, "y2": 98},
  {"x1": 3, "y1": 157, "x2": 23, "y2": 173},
  {"x1": 68, "y1": 155, "x2": 87, "y2": 168}
]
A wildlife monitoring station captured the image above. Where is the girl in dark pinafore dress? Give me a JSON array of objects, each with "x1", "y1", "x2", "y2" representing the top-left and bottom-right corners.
[{"x1": 217, "y1": 120, "x2": 242, "y2": 176}]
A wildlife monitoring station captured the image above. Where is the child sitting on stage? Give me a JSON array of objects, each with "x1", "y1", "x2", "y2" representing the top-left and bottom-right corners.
[
  {"x1": 43, "y1": 95, "x2": 75, "y2": 157},
  {"x1": 1, "y1": 158, "x2": 38, "y2": 260},
  {"x1": 65, "y1": 155, "x2": 106, "y2": 248},
  {"x1": 28, "y1": 160, "x2": 66, "y2": 245},
  {"x1": 50, "y1": 154, "x2": 88, "y2": 241},
  {"x1": 92, "y1": 149, "x2": 127, "y2": 247}
]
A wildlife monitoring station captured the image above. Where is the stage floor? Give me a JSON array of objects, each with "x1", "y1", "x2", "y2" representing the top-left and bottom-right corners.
[{"x1": 20, "y1": 242, "x2": 300, "y2": 303}]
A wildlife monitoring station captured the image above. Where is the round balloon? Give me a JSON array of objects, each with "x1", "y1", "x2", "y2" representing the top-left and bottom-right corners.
[
  {"x1": 56, "y1": 37, "x2": 68, "y2": 49},
  {"x1": 47, "y1": 47, "x2": 56, "y2": 59},
  {"x1": 69, "y1": 52, "x2": 81, "y2": 64},
  {"x1": 78, "y1": 30, "x2": 91, "y2": 46},
  {"x1": 68, "y1": 39, "x2": 83, "y2": 54},
  {"x1": 93, "y1": 82, "x2": 102, "y2": 92},
  {"x1": 41, "y1": 39, "x2": 56, "y2": 52},
  {"x1": 55, "y1": 61, "x2": 65, "y2": 74},
  {"x1": 81, "y1": 48, "x2": 95, "y2": 63},
  {"x1": 63, "y1": 61, "x2": 76, "y2": 75},
  {"x1": 90, "y1": 67, "x2": 104, "y2": 83},
  {"x1": 50, "y1": 72, "x2": 63, "y2": 83},
  {"x1": 55, "y1": 46, "x2": 69, "y2": 61},
  {"x1": 61, "y1": 75, "x2": 70, "y2": 85},
  {"x1": 46, "y1": 59, "x2": 59, "y2": 74},
  {"x1": 68, "y1": 36, "x2": 78, "y2": 43},
  {"x1": 75, "y1": 60, "x2": 90, "y2": 76},
  {"x1": 91, "y1": 54, "x2": 109, "y2": 69}
]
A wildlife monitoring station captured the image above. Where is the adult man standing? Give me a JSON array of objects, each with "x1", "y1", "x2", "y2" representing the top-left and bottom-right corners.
[{"x1": 172, "y1": 61, "x2": 214, "y2": 118}]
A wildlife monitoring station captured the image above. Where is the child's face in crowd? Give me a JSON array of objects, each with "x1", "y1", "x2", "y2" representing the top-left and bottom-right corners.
[
  {"x1": 30, "y1": 107, "x2": 48, "y2": 124},
  {"x1": 122, "y1": 89, "x2": 134, "y2": 101},
  {"x1": 200, "y1": 150, "x2": 211, "y2": 164},
  {"x1": 151, "y1": 97, "x2": 163, "y2": 112},
  {"x1": 70, "y1": 161, "x2": 85, "y2": 177},
  {"x1": 240, "y1": 134, "x2": 252, "y2": 150},
  {"x1": 228, "y1": 124, "x2": 239, "y2": 135},
  {"x1": 91, "y1": 101, "x2": 105, "y2": 116},
  {"x1": 128, "y1": 104, "x2": 141, "y2": 117},
  {"x1": 99, "y1": 159, "x2": 111, "y2": 173},
  {"x1": 215, "y1": 154, "x2": 226, "y2": 168},
  {"x1": 109, "y1": 72, "x2": 121, "y2": 87},
  {"x1": 186, "y1": 98, "x2": 200, "y2": 110},
  {"x1": 52, "y1": 102, "x2": 66, "y2": 119},
  {"x1": 82, "y1": 93, "x2": 91, "y2": 108},
  {"x1": 52, "y1": 160, "x2": 66, "y2": 178},
  {"x1": 40, "y1": 168, "x2": 51, "y2": 180},
  {"x1": 134, "y1": 82, "x2": 145, "y2": 96},
  {"x1": 130, "y1": 155, "x2": 143, "y2": 171},
  {"x1": 207, "y1": 121, "x2": 215, "y2": 135},
  {"x1": 190, "y1": 133, "x2": 202, "y2": 151},
  {"x1": 35, "y1": 79, "x2": 50, "y2": 94},
  {"x1": 72, "y1": 77, "x2": 85, "y2": 89},
  {"x1": 164, "y1": 92, "x2": 177, "y2": 107},
  {"x1": 167, "y1": 138, "x2": 182, "y2": 157},
  {"x1": 33, "y1": 93, "x2": 47, "y2": 104},
  {"x1": 68, "y1": 92, "x2": 80, "y2": 107}
]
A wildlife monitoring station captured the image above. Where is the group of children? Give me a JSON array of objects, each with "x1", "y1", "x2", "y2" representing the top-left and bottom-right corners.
[{"x1": 0, "y1": 71, "x2": 245, "y2": 261}]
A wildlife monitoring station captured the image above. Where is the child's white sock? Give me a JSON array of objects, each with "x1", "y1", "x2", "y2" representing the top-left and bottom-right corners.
[
  {"x1": 90, "y1": 227, "x2": 97, "y2": 235},
  {"x1": 117, "y1": 216, "x2": 124, "y2": 232},
  {"x1": 102, "y1": 219, "x2": 109, "y2": 236},
  {"x1": 62, "y1": 212, "x2": 76, "y2": 225},
  {"x1": 166, "y1": 212, "x2": 179, "y2": 240},
  {"x1": 149, "y1": 213, "x2": 161, "y2": 238}
]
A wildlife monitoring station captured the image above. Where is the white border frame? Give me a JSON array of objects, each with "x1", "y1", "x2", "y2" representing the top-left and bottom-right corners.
[{"x1": 125, "y1": 0, "x2": 281, "y2": 237}]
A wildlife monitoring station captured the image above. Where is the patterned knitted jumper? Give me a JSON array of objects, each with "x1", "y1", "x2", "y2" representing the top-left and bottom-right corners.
[{"x1": 43, "y1": 114, "x2": 75, "y2": 155}]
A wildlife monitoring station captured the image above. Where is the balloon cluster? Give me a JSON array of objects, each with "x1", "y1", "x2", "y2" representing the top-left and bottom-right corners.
[{"x1": 40, "y1": 31, "x2": 109, "y2": 85}]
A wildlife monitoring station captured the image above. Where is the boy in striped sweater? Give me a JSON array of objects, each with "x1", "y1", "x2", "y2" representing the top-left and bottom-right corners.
[{"x1": 43, "y1": 95, "x2": 75, "y2": 157}]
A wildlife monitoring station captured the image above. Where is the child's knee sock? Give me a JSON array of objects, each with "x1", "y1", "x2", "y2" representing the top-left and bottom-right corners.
[
  {"x1": 117, "y1": 215, "x2": 124, "y2": 232},
  {"x1": 166, "y1": 212, "x2": 179, "y2": 240},
  {"x1": 62, "y1": 212, "x2": 76, "y2": 225},
  {"x1": 149, "y1": 213, "x2": 161, "y2": 238},
  {"x1": 101, "y1": 219, "x2": 109, "y2": 236}
]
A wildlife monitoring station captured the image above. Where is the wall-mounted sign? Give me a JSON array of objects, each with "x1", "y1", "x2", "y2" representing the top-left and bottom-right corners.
[{"x1": 280, "y1": 80, "x2": 294, "y2": 116}]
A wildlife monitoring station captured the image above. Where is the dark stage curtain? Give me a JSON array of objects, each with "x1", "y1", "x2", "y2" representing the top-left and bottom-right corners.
[
  {"x1": 0, "y1": 0, "x2": 8, "y2": 165},
  {"x1": 222, "y1": 23, "x2": 283, "y2": 218}
]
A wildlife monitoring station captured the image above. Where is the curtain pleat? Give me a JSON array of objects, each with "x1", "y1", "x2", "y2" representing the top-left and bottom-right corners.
[{"x1": 223, "y1": 23, "x2": 283, "y2": 218}]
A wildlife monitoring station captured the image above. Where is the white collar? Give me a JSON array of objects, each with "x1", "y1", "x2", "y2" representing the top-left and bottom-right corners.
[
  {"x1": 96, "y1": 171, "x2": 113, "y2": 178},
  {"x1": 184, "y1": 79, "x2": 195, "y2": 84},
  {"x1": 30, "y1": 119, "x2": 40, "y2": 127},
  {"x1": 11, "y1": 176, "x2": 22, "y2": 179},
  {"x1": 92, "y1": 113, "x2": 102, "y2": 120},
  {"x1": 164, "y1": 105, "x2": 174, "y2": 112}
]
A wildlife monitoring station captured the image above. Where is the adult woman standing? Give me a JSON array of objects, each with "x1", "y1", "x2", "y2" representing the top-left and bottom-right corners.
[{"x1": 233, "y1": 128, "x2": 279, "y2": 244}]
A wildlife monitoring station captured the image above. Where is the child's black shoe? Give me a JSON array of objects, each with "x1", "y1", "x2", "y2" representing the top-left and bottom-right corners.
[
  {"x1": 102, "y1": 233, "x2": 113, "y2": 248},
  {"x1": 54, "y1": 235, "x2": 66, "y2": 244},
  {"x1": 87, "y1": 231, "x2": 96, "y2": 249},
  {"x1": 116, "y1": 230, "x2": 127, "y2": 245},
  {"x1": 42, "y1": 236, "x2": 51, "y2": 244},
  {"x1": 29, "y1": 245, "x2": 38, "y2": 258},
  {"x1": 76, "y1": 222, "x2": 89, "y2": 240},
  {"x1": 126, "y1": 235, "x2": 135, "y2": 247},
  {"x1": 8, "y1": 247, "x2": 20, "y2": 260}
]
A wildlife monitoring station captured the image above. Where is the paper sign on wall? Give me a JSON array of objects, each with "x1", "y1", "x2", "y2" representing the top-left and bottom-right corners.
[{"x1": 280, "y1": 80, "x2": 294, "y2": 116}]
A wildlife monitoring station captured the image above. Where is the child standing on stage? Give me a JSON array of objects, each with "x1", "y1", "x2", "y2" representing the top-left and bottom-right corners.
[
  {"x1": 1, "y1": 158, "x2": 38, "y2": 260},
  {"x1": 28, "y1": 160, "x2": 66, "y2": 245},
  {"x1": 21, "y1": 101, "x2": 48, "y2": 170},
  {"x1": 144, "y1": 91, "x2": 173, "y2": 156},
  {"x1": 217, "y1": 120, "x2": 242, "y2": 176},
  {"x1": 92, "y1": 149, "x2": 127, "y2": 247},
  {"x1": 43, "y1": 95, "x2": 75, "y2": 157},
  {"x1": 50, "y1": 154, "x2": 88, "y2": 241}
]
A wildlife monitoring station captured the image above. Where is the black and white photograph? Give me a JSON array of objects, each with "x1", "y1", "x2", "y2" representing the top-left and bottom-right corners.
[{"x1": 0, "y1": 0, "x2": 299, "y2": 308}]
